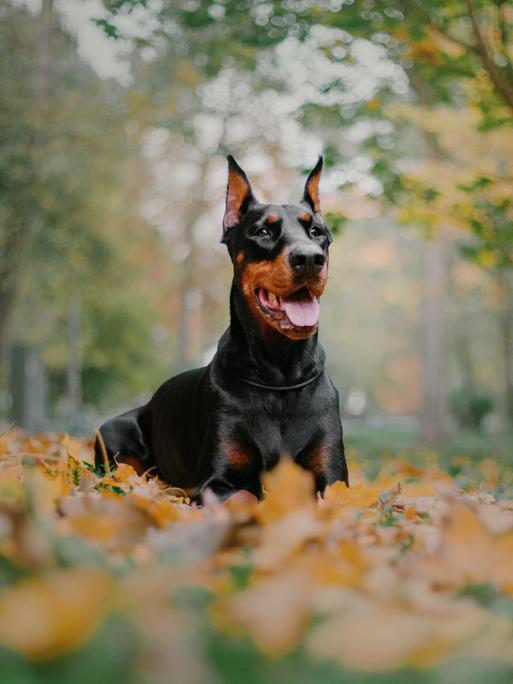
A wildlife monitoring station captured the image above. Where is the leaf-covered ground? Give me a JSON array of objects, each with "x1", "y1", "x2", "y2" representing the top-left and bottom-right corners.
[{"x1": 1, "y1": 431, "x2": 513, "y2": 684}]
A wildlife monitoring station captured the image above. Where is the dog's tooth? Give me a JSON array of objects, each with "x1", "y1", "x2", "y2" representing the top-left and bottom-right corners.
[{"x1": 268, "y1": 292, "x2": 278, "y2": 308}]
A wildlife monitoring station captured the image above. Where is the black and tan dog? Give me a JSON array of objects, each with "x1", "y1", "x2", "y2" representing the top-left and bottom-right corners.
[{"x1": 95, "y1": 156, "x2": 348, "y2": 502}]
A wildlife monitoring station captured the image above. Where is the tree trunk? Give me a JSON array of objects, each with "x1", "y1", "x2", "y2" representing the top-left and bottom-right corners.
[
  {"x1": 34, "y1": 0, "x2": 54, "y2": 110},
  {"x1": 0, "y1": 235, "x2": 21, "y2": 388},
  {"x1": 175, "y1": 162, "x2": 209, "y2": 369},
  {"x1": 421, "y1": 237, "x2": 448, "y2": 441},
  {"x1": 67, "y1": 295, "x2": 82, "y2": 427},
  {"x1": 0, "y1": 0, "x2": 54, "y2": 384},
  {"x1": 408, "y1": 72, "x2": 450, "y2": 442},
  {"x1": 497, "y1": 271, "x2": 513, "y2": 427}
]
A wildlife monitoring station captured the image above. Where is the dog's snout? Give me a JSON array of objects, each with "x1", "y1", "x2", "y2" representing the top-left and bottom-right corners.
[{"x1": 289, "y1": 244, "x2": 326, "y2": 276}]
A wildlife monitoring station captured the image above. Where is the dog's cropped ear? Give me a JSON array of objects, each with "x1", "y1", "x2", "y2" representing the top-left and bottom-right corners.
[
  {"x1": 302, "y1": 156, "x2": 323, "y2": 214},
  {"x1": 223, "y1": 155, "x2": 256, "y2": 236}
]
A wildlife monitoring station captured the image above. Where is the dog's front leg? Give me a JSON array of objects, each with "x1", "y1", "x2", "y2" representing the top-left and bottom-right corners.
[
  {"x1": 197, "y1": 437, "x2": 263, "y2": 503},
  {"x1": 295, "y1": 434, "x2": 347, "y2": 495}
]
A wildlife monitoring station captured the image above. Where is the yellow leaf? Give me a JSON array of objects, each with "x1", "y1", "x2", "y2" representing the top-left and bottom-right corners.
[
  {"x1": 253, "y1": 509, "x2": 320, "y2": 571},
  {"x1": 296, "y1": 542, "x2": 368, "y2": 588},
  {"x1": 212, "y1": 569, "x2": 311, "y2": 656},
  {"x1": 70, "y1": 513, "x2": 123, "y2": 542},
  {"x1": 324, "y1": 481, "x2": 379, "y2": 510},
  {"x1": 0, "y1": 568, "x2": 112, "y2": 659},
  {"x1": 130, "y1": 493, "x2": 179, "y2": 528},
  {"x1": 414, "y1": 501, "x2": 513, "y2": 594},
  {"x1": 400, "y1": 482, "x2": 438, "y2": 498},
  {"x1": 256, "y1": 460, "x2": 315, "y2": 524},
  {"x1": 308, "y1": 599, "x2": 489, "y2": 671},
  {"x1": 113, "y1": 462, "x2": 138, "y2": 482}
]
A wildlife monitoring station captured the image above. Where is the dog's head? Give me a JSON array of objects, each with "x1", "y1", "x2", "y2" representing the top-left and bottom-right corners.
[{"x1": 221, "y1": 155, "x2": 332, "y2": 340}]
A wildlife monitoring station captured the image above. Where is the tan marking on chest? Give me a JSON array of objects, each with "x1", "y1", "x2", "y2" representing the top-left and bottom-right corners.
[
  {"x1": 307, "y1": 447, "x2": 328, "y2": 477},
  {"x1": 226, "y1": 440, "x2": 252, "y2": 469}
]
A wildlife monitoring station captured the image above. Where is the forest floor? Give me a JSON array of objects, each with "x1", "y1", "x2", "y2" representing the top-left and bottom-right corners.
[{"x1": 1, "y1": 430, "x2": 513, "y2": 684}]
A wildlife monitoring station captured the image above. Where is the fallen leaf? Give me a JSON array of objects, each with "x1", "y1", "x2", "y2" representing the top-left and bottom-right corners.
[{"x1": 0, "y1": 568, "x2": 112, "y2": 659}]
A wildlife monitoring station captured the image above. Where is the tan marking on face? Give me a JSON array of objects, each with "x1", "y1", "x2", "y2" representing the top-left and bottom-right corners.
[
  {"x1": 240, "y1": 248, "x2": 294, "y2": 298},
  {"x1": 236, "y1": 251, "x2": 245, "y2": 265},
  {"x1": 299, "y1": 211, "x2": 312, "y2": 223},
  {"x1": 237, "y1": 246, "x2": 328, "y2": 340},
  {"x1": 226, "y1": 440, "x2": 252, "y2": 469},
  {"x1": 265, "y1": 214, "x2": 280, "y2": 224}
]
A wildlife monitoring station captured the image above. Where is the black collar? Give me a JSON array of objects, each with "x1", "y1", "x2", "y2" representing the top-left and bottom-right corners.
[{"x1": 231, "y1": 369, "x2": 324, "y2": 391}]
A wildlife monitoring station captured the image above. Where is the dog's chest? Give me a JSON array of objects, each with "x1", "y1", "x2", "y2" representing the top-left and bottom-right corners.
[{"x1": 234, "y1": 388, "x2": 332, "y2": 463}]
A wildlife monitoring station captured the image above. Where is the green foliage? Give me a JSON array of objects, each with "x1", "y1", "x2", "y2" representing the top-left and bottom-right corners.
[
  {"x1": 324, "y1": 211, "x2": 347, "y2": 236},
  {"x1": 98, "y1": 0, "x2": 513, "y2": 274},
  {"x1": 450, "y1": 387, "x2": 494, "y2": 431},
  {"x1": 458, "y1": 194, "x2": 513, "y2": 270},
  {"x1": 0, "y1": 2, "x2": 170, "y2": 412}
]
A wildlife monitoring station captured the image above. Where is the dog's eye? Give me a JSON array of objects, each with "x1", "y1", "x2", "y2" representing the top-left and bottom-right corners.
[
  {"x1": 309, "y1": 226, "x2": 323, "y2": 239},
  {"x1": 255, "y1": 226, "x2": 272, "y2": 239}
]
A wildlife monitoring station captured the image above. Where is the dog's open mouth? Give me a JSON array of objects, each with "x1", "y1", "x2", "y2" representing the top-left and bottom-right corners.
[{"x1": 256, "y1": 287, "x2": 320, "y2": 329}]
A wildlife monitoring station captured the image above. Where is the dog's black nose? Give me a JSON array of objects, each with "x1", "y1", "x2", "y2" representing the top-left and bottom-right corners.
[{"x1": 289, "y1": 244, "x2": 326, "y2": 276}]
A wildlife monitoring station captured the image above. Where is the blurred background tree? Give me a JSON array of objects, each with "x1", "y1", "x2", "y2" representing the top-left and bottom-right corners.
[
  {"x1": 0, "y1": 0, "x2": 168, "y2": 425},
  {"x1": 0, "y1": 0, "x2": 511, "y2": 450}
]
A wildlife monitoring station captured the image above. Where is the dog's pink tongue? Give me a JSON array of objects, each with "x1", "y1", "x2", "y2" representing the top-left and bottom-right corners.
[{"x1": 281, "y1": 291, "x2": 319, "y2": 327}]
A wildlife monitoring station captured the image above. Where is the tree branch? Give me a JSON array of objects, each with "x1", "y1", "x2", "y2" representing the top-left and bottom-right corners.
[
  {"x1": 466, "y1": 0, "x2": 513, "y2": 113},
  {"x1": 427, "y1": 23, "x2": 478, "y2": 56}
]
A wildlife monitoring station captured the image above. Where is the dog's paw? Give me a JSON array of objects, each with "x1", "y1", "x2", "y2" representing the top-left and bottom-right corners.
[{"x1": 225, "y1": 489, "x2": 259, "y2": 508}]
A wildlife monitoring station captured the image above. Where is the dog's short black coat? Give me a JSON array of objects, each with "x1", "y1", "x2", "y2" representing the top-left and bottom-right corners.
[{"x1": 95, "y1": 156, "x2": 348, "y2": 500}]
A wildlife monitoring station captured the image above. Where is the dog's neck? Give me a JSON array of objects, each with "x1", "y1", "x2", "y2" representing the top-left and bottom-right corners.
[{"x1": 216, "y1": 281, "x2": 325, "y2": 386}]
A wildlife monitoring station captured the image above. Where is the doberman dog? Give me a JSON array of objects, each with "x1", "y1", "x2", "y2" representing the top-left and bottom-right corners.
[{"x1": 95, "y1": 155, "x2": 348, "y2": 502}]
